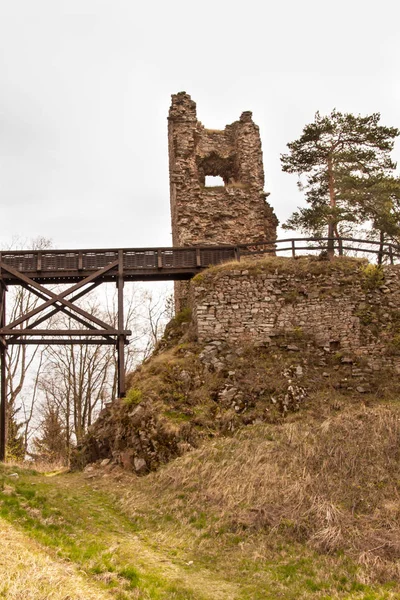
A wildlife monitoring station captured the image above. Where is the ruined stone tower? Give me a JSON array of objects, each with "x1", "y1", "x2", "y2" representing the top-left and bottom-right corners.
[{"x1": 168, "y1": 91, "x2": 278, "y2": 308}]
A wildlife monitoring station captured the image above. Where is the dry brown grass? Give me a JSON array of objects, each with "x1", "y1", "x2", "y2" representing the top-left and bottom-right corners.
[
  {"x1": 193, "y1": 255, "x2": 369, "y2": 284},
  {"x1": 125, "y1": 403, "x2": 400, "y2": 581},
  {"x1": 5, "y1": 458, "x2": 69, "y2": 474},
  {"x1": 0, "y1": 518, "x2": 109, "y2": 599}
]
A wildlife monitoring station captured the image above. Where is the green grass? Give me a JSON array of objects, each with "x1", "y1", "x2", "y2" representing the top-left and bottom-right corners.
[
  {"x1": 123, "y1": 387, "x2": 143, "y2": 406},
  {"x1": 1, "y1": 460, "x2": 399, "y2": 599},
  {"x1": 0, "y1": 465, "x2": 206, "y2": 599}
]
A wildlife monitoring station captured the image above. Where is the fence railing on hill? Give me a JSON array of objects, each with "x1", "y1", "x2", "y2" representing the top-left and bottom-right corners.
[
  {"x1": 238, "y1": 237, "x2": 400, "y2": 264},
  {"x1": 0, "y1": 237, "x2": 399, "y2": 285}
]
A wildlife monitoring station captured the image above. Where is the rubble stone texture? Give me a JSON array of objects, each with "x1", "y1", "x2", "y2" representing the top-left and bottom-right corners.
[
  {"x1": 190, "y1": 262, "x2": 400, "y2": 374},
  {"x1": 168, "y1": 92, "x2": 278, "y2": 309}
]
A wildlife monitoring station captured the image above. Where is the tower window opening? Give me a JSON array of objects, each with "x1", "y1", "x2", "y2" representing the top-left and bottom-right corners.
[{"x1": 205, "y1": 175, "x2": 224, "y2": 187}]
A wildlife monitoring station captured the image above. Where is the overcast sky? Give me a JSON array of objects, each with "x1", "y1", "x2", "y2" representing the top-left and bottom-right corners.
[{"x1": 1, "y1": 0, "x2": 400, "y2": 251}]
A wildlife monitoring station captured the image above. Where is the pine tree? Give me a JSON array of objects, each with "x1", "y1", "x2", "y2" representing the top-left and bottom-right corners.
[
  {"x1": 281, "y1": 110, "x2": 400, "y2": 254},
  {"x1": 345, "y1": 174, "x2": 400, "y2": 262},
  {"x1": 33, "y1": 404, "x2": 68, "y2": 465},
  {"x1": 6, "y1": 401, "x2": 25, "y2": 461}
]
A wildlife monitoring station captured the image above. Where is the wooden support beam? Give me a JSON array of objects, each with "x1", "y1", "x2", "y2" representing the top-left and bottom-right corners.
[
  {"x1": 0, "y1": 329, "x2": 131, "y2": 336},
  {"x1": 0, "y1": 346, "x2": 5, "y2": 462},
  {"x1": 117, "y1": 250, "x2": 126, "y2": 398},
  {"x1": 196, "y1": 248, "x2": 201, "y2": 267},
  {"x1": 0, "y1": 283, "x2": 6, "y2": 462},
  {"x1": 0, "y1": 260, "x2": 120, "y2": 333},
  {"x1": 8, "y1": 282, "x2": 105, "y2": 341},
  {"x1": 7, "y1": 339, "x2": 116, "y2": 346}
]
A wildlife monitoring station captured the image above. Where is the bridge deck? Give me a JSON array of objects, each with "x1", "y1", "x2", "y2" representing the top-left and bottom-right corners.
[
  {"x1": 0, "y1": 246, "x2": 238, "y2": 284},
  {"x1": 1, "y1": 237, "x2": 399, "y2": 285}
]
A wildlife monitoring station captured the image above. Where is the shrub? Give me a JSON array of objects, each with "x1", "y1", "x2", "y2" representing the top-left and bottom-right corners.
[
  {"x1": 123, "y1": 388, "x2": 143, "y2": 406},
  {"x1": 388, "y1": 333, "x2": 400, "y2": 355},
  {"x1": 174, "y1": 307, "x2": 192, "y2": 325},
  {"x1": 361, "y1": 264, "x2": 385, "y2": 290}
]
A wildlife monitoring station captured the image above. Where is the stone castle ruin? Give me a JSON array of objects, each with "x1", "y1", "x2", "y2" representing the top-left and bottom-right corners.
[{"x1": 168, "y1": 91, "x2": 278, "y2": 307}]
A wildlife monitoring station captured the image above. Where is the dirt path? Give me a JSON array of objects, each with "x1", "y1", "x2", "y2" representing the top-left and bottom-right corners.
[{"x1": 58, "y1": 472, "x2": 241, "y2": 600}]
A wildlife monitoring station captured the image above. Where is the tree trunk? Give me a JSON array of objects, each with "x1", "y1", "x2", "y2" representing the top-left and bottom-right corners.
[
  {"x1": 327, "y1": 155, "x2": 336, "y2": 257},
  {"x1": 378, "y1": 230, "x2": 385, "y2": 265}
]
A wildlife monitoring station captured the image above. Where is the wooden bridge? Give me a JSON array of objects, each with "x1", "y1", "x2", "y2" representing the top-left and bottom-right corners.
[
  {"x1": 1, "y1": 236, "x2": 399, "y2": 460},
  {"x1": 0, "y1": 245, "x2": 238, "y2": 285},
  {"x1": 1, "y1": 237, "x2": 399, "y2": 285}
]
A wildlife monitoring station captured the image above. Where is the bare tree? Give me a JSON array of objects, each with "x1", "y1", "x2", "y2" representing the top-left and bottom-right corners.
[
  {"x1": 141, "y1": 290, "x2": 174, "y2": 359},
  {"x1": 40, "y1": 338, "x2": 113, "y2": 448},
  {"x1": 33, "y1": 401, "x2": 68, "y2": 465},
  {"x1": 2, "y1": 240, "x2": 171, "y2": 459},
  {"x1": 37, "y1": 284, "x2": 168, "y2": 455},
  {"x1": 3, "y1": 237, "x2": 52, "y2": 456}
]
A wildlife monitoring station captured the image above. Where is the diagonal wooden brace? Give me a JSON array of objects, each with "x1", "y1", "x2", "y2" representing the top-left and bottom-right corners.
[
  {"x1": 0, "y1": 260, "x2": 120, "y2": 333},
  {"x1": 7, "y1": 282, "x2": 107, "y2": 341}
]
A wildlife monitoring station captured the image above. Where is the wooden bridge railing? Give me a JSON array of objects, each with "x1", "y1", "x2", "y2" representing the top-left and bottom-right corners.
[
  {"x1": 238, "y1": 237, "x2": 400, "y2": 264},
  {"x1": 0, "y1": 237, "x2": 399, "y2": 284},
  {"x1": 0, "y1": 246, "x2": 237, "y2": 282}
]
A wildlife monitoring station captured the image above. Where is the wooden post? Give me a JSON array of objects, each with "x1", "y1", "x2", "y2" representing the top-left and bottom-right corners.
[
  {"x1": 291, "y1": 239, "x2": 296, "y2": 258},
  {"x1": 117, "y1": 250, "x2": 125, "y2": 398},
  {"x1": 389, "y1": 244, "x2": 394, "y2": 265},
  {"x1": 0, "y1": 347, "x2": 5, "y2": 462},
  {"x1": 0, "y1": 282, "x2": 6, "y2": 462}
]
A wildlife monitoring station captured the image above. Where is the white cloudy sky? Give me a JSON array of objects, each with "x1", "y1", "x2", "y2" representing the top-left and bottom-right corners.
[{"x1": 1, "y1": 0, "x2": 399, "y2": 251}]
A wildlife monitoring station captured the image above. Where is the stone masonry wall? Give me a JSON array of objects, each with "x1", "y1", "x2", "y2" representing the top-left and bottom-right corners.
[
  {"x1": 168, "y1": 92, "x2": 277, "y2": 247},
  {"x1": 190, "y1": 259, "x2": 400, "y2": 373},
  {"x1": 168, "y1": 92, "x2": 278, "y2": 310}
]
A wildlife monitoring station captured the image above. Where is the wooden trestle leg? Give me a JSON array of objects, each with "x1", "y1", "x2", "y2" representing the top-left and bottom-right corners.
[
  {"x1": 117, "y1": 250, "x2": 126, "y2": 398},
  {"x1": 0, "y1": 252, "x2": 134, "y2": 448},
  {"x1": 0, "y1": 347, "x2": 5, "y2": 462},
  {"x1": 0, "y1": 281, "x2": 6, "y2": 461}
]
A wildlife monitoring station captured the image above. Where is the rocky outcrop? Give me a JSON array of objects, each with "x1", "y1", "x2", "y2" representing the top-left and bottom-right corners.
[
  {"x1": 74, "y1": 257, "x2": 400, "y2": 474},
  {"x1": 73, "y1": 329, "x2": 387, "y2": 473},
  {"x1": 73, "y1": 397, "x2": 195, "y2": 475}
]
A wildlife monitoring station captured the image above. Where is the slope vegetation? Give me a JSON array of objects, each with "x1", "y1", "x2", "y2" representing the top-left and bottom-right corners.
[
  {"x1": 3, "y1": 257, "x2": 400, "y2": 598},
  {"x1": 2, "y1": 405, "x2": 400, "y2": 599}
]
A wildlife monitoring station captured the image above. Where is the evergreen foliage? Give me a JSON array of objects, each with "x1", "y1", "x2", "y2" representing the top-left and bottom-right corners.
[
  {"x1": 281, "y1": 110, "x2": 400, "y2": 254},
  {"x1": 33, "y1": 404, "x2": 68, "y2": 464},
  {"x1": 6, "y1": 402, "x2": 25, "y2": 461}
]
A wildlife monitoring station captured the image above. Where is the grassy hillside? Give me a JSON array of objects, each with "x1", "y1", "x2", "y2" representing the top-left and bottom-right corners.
[
  {"x1": 2, "y1": 401, "x2": 400, "y2": 598},
  {"x1": 74, "y1": 314, "x2": 399, "y2": 472},
  {"x1": 3, "y1": 256, "x2": 400, "y2": 598},
  {"x1": 0, "y1": 517, "x2": 111, "y2": 600}
]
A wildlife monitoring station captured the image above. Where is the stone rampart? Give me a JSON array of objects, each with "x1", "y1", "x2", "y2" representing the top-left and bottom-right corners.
[{"x1": 190, "y1": 258, "x2": 400, "y2": 373}]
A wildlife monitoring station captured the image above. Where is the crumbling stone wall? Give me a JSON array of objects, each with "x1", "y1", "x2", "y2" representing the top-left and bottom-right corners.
[
  {"x1": 190, "y1": 260, "x2": 400, "y2": 373},
  {"x1": 168, "y1": 92, "x2": 278, "y2": 309}
]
